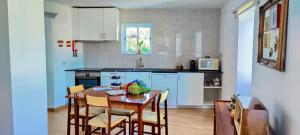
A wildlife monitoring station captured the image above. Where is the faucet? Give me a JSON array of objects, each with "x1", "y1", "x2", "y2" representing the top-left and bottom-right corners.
[{"x1": 136, "y1": 57, "x2": 144, "y2": 69}]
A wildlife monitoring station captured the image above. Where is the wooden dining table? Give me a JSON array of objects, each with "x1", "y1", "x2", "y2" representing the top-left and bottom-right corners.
[{"x1": 66, "y1": 87, "x2": 161, "y2": 135}]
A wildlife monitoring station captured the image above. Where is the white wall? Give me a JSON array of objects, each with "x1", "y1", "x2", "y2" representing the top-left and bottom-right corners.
[
  {"x1": 6, "y1": 0, "x2": 48, "y2": 134},
  {"x1": 221, "y1": 0, "x2": 300, "y2": 134},
  {"x1": 220, "y1": 0, "x2": 246, "y2": 99},
  {"x1": 251, "y1": 0, "x2": 300, "y2": 134},
  {"x1": 0, "y1": 0, "x2": 13, "y2": 134},
  {"x1": 44, "y1": 1, "x2": 84, "y2": 108},
  {"x1": 84, "y1": 9, "x2": 220, "y2": 69}
]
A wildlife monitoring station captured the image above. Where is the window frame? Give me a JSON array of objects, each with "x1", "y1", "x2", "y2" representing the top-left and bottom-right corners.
[{"x1": 121, "y1": 23, "x2": 152, "y2": 54}]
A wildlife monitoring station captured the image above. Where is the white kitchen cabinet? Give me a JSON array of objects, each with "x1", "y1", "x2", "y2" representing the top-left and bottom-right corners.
[
  {"x1": 177, "y1": 73, "x2": 204, "y2": 106},
  {"x1": 125, "y1": 72, "x2": 152, "y2": 88},
  {"x1": 103, "y1": 8, "x2": 119, "y2": 41},
  {"x1": 101, "y1": 72, "x2": 126, "y2": 87},
  {"x1": 72, "y1": 8, "x2": 119, "y2": 41},
  {"x1": 78, "y1": 8, "x2": 102, "y2": 40},
  {"x1": 152, "y1": 73, "x2": 178, "y2": 108}
]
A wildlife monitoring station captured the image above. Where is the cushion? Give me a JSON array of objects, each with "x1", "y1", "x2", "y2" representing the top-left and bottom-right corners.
[
  {"x1": 132, "y1": 111, "x2": 165, "y2": 124},
  {"x1": 111, "y1": 108, "x2": 135, "y2": 116},
  {"x1": 71, "y1": 106, "x2": 105, "y2": 117},
  {"x1": 88, "y1": 114, "x2": 126, "y2": 128}
]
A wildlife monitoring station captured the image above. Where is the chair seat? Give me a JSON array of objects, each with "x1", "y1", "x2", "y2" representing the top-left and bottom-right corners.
[
  {"x1": 71, "y1": 106, "x2": 105, "y2": 117},
  {"x1": 111, "y1": 108, "x2": 135, "y2": 116},
  {"x1": 132, "y1": 111, "x2": 165, "y2": 124},
  {"x1": 88, "y1": 114, "x2": 126, "y2": 128}
]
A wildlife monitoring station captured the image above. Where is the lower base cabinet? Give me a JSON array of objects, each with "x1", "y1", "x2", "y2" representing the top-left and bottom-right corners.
[
  {"x1": 101, "y1": 72, "x2": 126, "y2": 87},
  {"x1": 177, "y1": 73, "x2": 204, "y2": 106},
  {"x1": 99, "y1": 72, "x2": 208, "y2": 107},
  {"x1": 151, "y1": 73, "x2": 178, "y2": 108},
  {"x1": 125, "y1": 72, "x2": 152, "y2": 88}
]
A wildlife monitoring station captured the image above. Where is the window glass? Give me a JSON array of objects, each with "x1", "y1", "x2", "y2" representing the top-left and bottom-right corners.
[{"x1": 122, "y1": 23, "x2": 152, "y2": 54}]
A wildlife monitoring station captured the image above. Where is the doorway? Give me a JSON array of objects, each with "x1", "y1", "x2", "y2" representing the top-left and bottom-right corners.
[{"x1": 44, "y1": 13, "x2": 56, "y2": 109}]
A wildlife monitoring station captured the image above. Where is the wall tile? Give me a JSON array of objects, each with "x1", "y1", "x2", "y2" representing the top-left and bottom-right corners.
[
  {"x1": 162, "y1": 10, "x2": 177, "y2": 26},
  {"x1": 120, "y1": 10, "x2": 136, "y2": 23},
  {"x1": 97, "y1": 51, "x2": 110, "y2": 68},
  {"x1": 150, "y1": 10, "x2": 164, "y2": 26},
  {"x1": 83, "y1": 9, "x2": 220, "y2": 69},
  {"x1": 151, "y1": 26, "x2": 163, "y2": 52},
  {"x1": 135, "y1": 9, "x2": 151, "y2": 22},
  {"x1": 175, "y1": 9, "x2": 190, "y2": 26}
]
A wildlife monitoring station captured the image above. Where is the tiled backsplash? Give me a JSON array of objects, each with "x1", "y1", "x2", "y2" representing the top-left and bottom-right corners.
[{"x1": 84, "y1": 9, "x2": 220, "y2": 69}]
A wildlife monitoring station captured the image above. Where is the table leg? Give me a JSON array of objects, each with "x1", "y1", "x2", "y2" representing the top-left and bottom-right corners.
[
  {"x1": 137, "y1": 105, "x2": 143, "y2": 135},
  {"x1": 74, "y1": 98, "x2": 79, "y2": 135}
]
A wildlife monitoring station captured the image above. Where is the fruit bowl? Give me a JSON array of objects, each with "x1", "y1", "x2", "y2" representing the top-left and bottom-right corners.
[{"x1": 125, "y1": 80, "x2": 150, "y2": 95}]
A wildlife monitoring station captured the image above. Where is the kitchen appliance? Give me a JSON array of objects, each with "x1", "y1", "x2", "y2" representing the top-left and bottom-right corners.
[
  {"x1": 198, "y1": 58, "x2": 219, "y2": 70},
  {"x1": 75, "y1": 71, "x2": 100, "y2": 89},
  {"x1": 189, "y1": 60, "x2": 197, "y2": 71}
]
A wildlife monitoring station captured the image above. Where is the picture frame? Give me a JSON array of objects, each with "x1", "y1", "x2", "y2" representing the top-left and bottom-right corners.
[{"x1": 258, "y1": 0, "x2": 289, "y2": 71}]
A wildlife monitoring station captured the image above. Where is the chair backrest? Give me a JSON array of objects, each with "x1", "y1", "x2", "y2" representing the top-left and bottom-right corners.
[
  {"x1": 156, "y1": 90, "x2": 169, "y2": 124},
  {"x1": 85, "y1": 95, "x2": 112, "y2": 131},
  {"x1": 86, "y1": 95, "x2": 109, "y2": 107},
  {"x1": 68, "y1": 84, "x2": 84, "y2": 94},
  {"x1": 159, "y1": 90, "x2": 169, "y2": 103}
]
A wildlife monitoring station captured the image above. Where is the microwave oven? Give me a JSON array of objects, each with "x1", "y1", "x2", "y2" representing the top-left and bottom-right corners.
[{"x1": 198, "y1": 58, "x2": 219, "y2": 70}]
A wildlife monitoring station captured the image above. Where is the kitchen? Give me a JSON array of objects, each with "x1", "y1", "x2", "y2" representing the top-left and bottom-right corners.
[
  {"x1": 2, "y1": 0, "x2": 298, "y2": 135},
  {"x1": 45, "y1": 1, "x2": 223, "y2": 134}
]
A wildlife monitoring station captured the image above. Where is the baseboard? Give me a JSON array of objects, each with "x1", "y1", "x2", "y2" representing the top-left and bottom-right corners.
[
  {"x1": 177, "y1": 105, "x2": 213, "y2": 109},
  {"x1": 48, "y1": 104, "x2": 68, "y2": 112}
]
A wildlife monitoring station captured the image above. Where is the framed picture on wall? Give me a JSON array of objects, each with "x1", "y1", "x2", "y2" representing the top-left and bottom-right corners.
[
  {"x1": 270, "y1": 4, "x2": 281, "y2": 29},
  {"x1": 258, "y1": 0, "x2": 289, "y2": 71}
]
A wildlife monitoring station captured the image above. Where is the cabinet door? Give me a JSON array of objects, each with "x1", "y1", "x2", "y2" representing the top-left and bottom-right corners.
[
  {"x1": 152, "y1": 73, "x2": 178, "y2": 107},
  {"x1": 177, "y1": 73, "x2": 204, "y2": 106},
  {"x1": 101, "y1": 72, "x2": 126, "y2": 86},
  {"x1": 78, "y1": 8, "x2": 102, "y2": 40},
  {"x1": 103, "y1": 8, "x2": 119, "y2": 40},
  {"x1": 125, "y1": 72, "x2": 151, "y2": 88},
  {"x1": 100, "y1": 77, "x2": 111, "y2": 87}
]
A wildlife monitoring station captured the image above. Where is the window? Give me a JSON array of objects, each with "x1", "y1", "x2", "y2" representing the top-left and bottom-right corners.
[{"x1": 121, "y1": 23, "x2": 152, "y2": 54}]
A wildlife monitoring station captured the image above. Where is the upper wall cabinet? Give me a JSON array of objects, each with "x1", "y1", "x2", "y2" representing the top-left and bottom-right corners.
[{"x1": 72, "y1": 8, "x2": 119, "y2": 41}]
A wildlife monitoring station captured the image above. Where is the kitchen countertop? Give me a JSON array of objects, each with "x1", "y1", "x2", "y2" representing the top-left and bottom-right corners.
[
  {"x1": 65, "y1": 68, "x2": 222, "y2": 73},
  {"x1": 65, "y1": 68, "x2": 103, "y2": 72}
]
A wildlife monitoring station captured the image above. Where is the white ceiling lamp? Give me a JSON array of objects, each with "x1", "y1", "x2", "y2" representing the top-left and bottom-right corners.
[{"x1": 233, "y1": 0, "x2": 259, "y2": 17}]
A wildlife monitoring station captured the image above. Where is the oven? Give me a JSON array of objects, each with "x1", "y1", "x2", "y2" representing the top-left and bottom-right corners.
[{"x1": 75, "y1": 71, "x2": 100, "y2": 89}]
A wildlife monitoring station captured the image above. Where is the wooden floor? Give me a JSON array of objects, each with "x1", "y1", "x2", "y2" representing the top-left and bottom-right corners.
[{"x1": 48, "y1": 108, "x2": 214, "y2": 135}]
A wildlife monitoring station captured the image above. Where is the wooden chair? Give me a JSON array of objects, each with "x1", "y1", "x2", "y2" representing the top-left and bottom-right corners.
[
  {"x1": 111, "y1": 108, "x2": 135, "y2": 135},
  {"x1": 110, "y1": 84, "x2": 136, "y2": 135},
  {"x1": 67, "y1": 85, "x2": 105, "y2": 135},
  {"x1": 84, "y1": 95, "x2": 127, "y2": 135},
  {"x1": 130, "y1": 90, "x2": 169, "y2": 135}
]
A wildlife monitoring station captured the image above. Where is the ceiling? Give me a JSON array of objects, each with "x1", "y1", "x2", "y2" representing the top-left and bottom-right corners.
[{"x1": 46, "y1": 0, "x2": 229, "y2": 9}]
